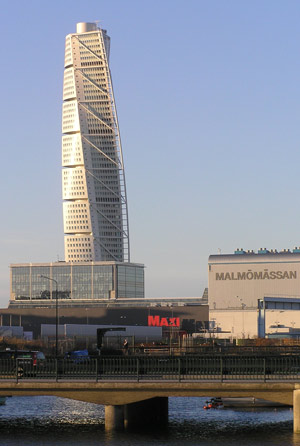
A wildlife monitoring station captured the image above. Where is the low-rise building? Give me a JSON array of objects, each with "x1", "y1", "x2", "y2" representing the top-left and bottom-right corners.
[
  {"x1": 208, "y1": 248, "x2": 300, "y2": 339},
  {"x1": 10, "y1": 261, "x2": 144, "y2": 306},
  {"x1": 208, "y1": 248, "x2": 300, "y2": 310}
]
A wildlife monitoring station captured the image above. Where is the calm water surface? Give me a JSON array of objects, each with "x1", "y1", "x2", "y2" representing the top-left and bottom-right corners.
[{"x1": 0, "y1": 396, "x2": 297, "y2": 446}]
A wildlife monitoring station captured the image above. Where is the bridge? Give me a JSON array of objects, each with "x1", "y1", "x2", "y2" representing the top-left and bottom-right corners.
[{"x1": 2, "y1": 355, "x2": 300, "y2": 432}]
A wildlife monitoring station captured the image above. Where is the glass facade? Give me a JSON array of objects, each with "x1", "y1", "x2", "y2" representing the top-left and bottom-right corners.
[
  {"x1": 93, "y1": 265, "x2": 113, "y2": 300},
  {"x1": 11, "y1": 266, "x2": 30, "y2": 300},
  {"x1": 10, "y1": 262, "x2": 144, "y2": 303},
  {"x1": 32, "y1": 266, "x2": 51, "y2": 300},
  {"x1": 52, "y1": 264, "x2": 71, "y2": 300},
  {"x1": 117, "y1": 266, "x2": 144, "y2": 299}
]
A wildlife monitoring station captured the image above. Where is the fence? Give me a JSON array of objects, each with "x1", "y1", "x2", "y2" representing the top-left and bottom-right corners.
[{"x1": 1, "y1": 355, "x2": 300, "y2": 382}]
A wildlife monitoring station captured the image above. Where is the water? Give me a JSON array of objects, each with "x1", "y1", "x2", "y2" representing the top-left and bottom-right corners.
[{"x1": 0, "y1": 396, "x2": 297, "y2": 446}]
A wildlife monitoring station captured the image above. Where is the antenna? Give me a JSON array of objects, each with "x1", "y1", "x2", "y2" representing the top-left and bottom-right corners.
[{"x1": 217, "y1": 248, "x2": 221, "y2": 255}]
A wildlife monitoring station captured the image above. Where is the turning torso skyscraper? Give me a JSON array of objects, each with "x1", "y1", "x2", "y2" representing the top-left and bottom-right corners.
[{"x1": 62, "y1": 22, "x2": 130, "y2": 263}]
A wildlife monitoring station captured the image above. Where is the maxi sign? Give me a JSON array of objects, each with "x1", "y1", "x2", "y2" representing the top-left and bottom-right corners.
[{"x1": 148, "y1": 315, "x2": 180, "y2": 327}]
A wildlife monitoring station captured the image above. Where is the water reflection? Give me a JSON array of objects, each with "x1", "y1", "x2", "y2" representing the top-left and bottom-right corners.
[{"x1": 0, "y1": 396, "x2": 298, "y2": 446}]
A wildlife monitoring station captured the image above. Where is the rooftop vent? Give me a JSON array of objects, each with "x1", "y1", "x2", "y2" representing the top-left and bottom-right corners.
[
  {"x1": 258, "y1": 248, "x2": 269, "y2": 254},
  {"x1": 234, "y1": 248, "x2": 245, "y2": 255}
]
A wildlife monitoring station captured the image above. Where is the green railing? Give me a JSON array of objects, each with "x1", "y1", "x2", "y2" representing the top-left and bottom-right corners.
[{"x1": 1, "y1": 355, "x2": 300, "y2": 382}]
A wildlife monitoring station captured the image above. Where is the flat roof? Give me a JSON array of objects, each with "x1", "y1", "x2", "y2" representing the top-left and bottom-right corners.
[
  {"x1": 10, "y1": 261, "x2": 144, "y2": 267},
  {"x1": 8, "y1": 296, "x2": 206, "y2": 309},
  {"x1": 209, "y1": 252, "x2": 300, "y2": 264}
]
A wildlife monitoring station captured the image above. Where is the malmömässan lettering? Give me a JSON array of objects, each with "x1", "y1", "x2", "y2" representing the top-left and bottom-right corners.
[{"x1": 215, "y1": 270, "x2": 297, "y2": 281}]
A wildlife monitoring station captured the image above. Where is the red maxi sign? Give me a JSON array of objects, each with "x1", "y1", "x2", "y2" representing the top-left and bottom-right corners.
[{"x1": 148, "y1": 315, "x2": 180, "y2": 327}]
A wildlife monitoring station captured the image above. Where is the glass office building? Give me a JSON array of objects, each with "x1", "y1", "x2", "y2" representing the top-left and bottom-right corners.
[{"x1": 10, "y1": 262, "x2": 144, "y2": 305}]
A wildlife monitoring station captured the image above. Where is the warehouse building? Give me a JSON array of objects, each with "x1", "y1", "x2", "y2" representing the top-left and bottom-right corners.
[
  {"x1": 208, "y1": 248, "x2": 300, "y2": 309},
  {"x1": 208, "y1": 248, "x2": 300, "y2": 339}
]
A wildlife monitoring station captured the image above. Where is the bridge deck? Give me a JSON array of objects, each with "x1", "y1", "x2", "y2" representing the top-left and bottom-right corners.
[
  {"x1": 0, "y1": 379, "x2": 297, "y2": 406},
  {"x1": 0, "y1": 355, "x2": 299, "y2": 405}
]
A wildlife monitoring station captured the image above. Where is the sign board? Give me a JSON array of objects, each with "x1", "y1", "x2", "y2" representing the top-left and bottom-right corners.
[{"x1": 148, "y1": 315, "x2": 180, "y2": 327}]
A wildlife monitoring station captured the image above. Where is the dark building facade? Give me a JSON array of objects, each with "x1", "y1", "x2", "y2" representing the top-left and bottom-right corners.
[{"x1": 0, "y1": 304, "x2": 208, "y2": 339}]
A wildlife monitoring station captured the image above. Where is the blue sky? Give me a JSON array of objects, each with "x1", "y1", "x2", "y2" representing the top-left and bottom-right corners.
[{"x1": 1, "y1": 0, "x2": 300, "y2": 306}]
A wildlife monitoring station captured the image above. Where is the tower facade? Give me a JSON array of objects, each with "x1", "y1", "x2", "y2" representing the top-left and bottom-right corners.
[{"x1": 62, "y1": 22, "x2": 130, "y2": 263}]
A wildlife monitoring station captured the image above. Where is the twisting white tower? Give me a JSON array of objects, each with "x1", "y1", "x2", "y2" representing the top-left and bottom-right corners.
[{"x1": 62, "y1": 22, "x2": 130, "y2": 263}]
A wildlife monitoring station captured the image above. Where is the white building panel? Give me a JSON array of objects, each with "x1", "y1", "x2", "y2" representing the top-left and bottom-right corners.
[
  {"x1": 63, "y1": 200, "x2": 92, "y2": 234},
  {"x1": 62, "y1": 134, "x2": 84, "y2": 167},
  {"x1": 41, "y1": 324, "x2": 162, "y2": 341},
  {"x1": 62, "y1": 100, "x2": 80, "y2": 133},
  {"x1": 64, "y1": 36, "x2": 73, "y2": 68},
  {"x1": 63, "y1": 67, "x2": 76, "y2": 101},
  {"x1": 62, "y1": 167, "x2": 88, "y2": 200}
]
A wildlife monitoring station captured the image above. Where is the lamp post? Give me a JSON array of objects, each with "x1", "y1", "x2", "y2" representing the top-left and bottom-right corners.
[
  {"x1": 41, "y1": 275, "x2": 58, "y2": 357},
  {"x1": 236, "y1": 296, "x2": 245, "y2": 338}
]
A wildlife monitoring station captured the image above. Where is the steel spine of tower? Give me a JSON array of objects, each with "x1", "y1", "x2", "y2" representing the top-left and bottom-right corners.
[{"x1": 62, "y1": 22, "x2": 130, "y2": 263}]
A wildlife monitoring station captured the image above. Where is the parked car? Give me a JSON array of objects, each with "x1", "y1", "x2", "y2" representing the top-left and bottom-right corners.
[
  {"x1": 0, "y1": 350, "x2": 46, "y2": 377},
  {"x1": 64, "y1": 349, "x2": 90, "y2": 364}
]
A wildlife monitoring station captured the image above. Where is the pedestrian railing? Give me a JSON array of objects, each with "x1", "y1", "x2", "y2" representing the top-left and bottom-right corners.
[{"x1": 1, "y1": 355, "x2": 300, "y2": 382}]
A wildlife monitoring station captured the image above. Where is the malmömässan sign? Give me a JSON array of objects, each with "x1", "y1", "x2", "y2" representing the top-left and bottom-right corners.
[{"x1": 215, "y1": 270, "x2": 297, "y2": 281}]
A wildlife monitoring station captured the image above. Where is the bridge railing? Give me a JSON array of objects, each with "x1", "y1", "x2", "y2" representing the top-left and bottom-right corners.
[
  {"x1": 131, "y1": 345, "x2": 300, "y2": 356},
  {"x1": 1, "y1": 355, "x2": 300, "y2": 382}
]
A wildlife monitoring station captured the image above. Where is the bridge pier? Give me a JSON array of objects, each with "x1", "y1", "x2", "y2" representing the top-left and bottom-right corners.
[
  {"x1": 124, "y1": 397, "x2": 168, "y2": 430},
  {"x1": 294, "y1": 390, "x2": 300, "y2": 433},
  {"x1": 105, "y1": 405, "x2": 124, "y2": 431},
  {"x1": 105, "y1": 397, "x2": 168, "y2": 431}
]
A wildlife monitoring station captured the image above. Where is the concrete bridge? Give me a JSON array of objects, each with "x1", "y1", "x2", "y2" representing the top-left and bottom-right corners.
[
  {"x1": 2, "y1": 354, "x2": 300, "y2": 431},
  {"x1": 1, "y1": 379, "x2": 300, "y2": 432}
]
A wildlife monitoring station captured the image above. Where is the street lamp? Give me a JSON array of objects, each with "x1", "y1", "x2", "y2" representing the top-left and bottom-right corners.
[
  {"x1": 236, "y1": 296, "x2": 245, "y2": 338},
  {"x1": 41, "y1": 275, "x2": 58, "y2": 357}
]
